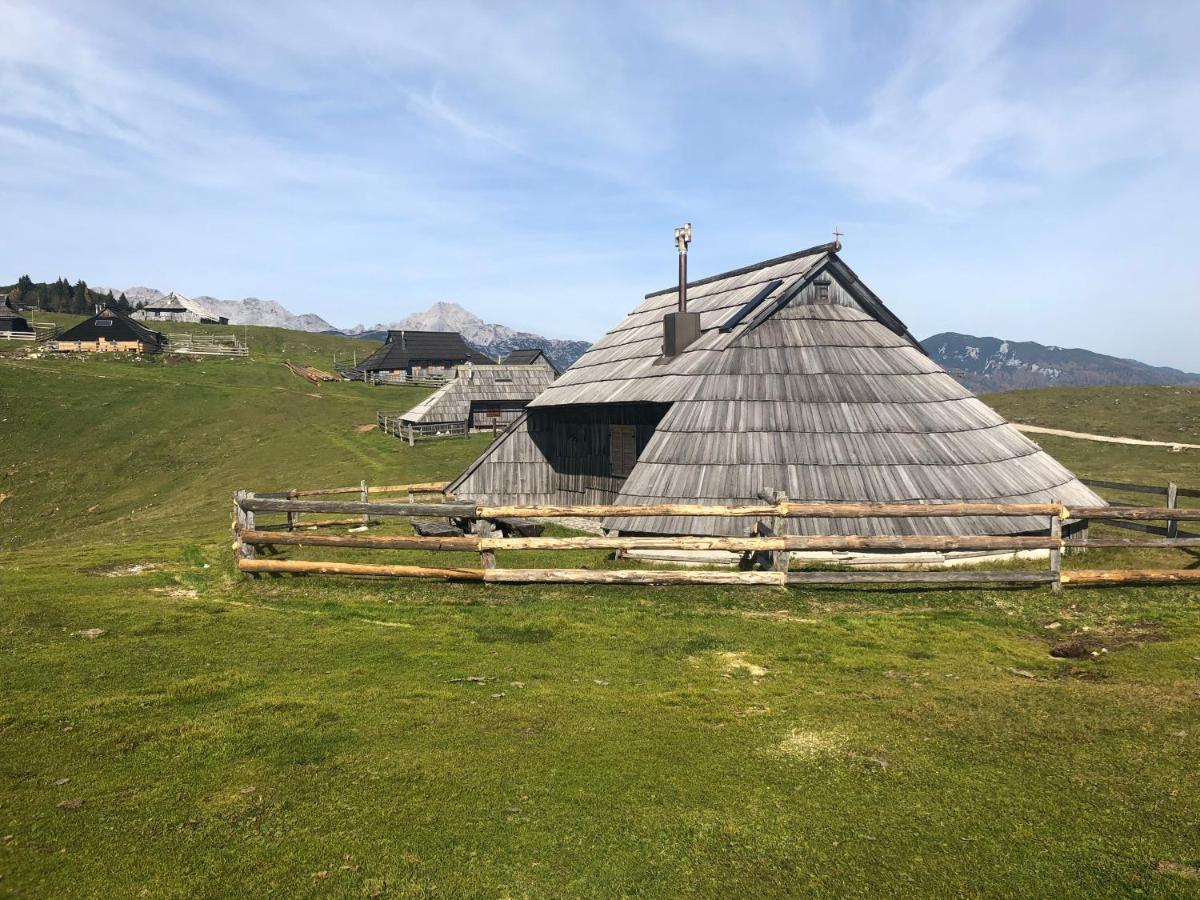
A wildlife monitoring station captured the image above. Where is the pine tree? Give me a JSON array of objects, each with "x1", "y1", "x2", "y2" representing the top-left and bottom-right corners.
[{"x1": 72, "y1": 280, "x2": 90, "y2": 315}]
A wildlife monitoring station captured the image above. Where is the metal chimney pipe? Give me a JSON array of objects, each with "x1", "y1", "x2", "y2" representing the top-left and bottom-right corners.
[{"x1": 674, "y1": 223, "x2": 692, "y2": 312}]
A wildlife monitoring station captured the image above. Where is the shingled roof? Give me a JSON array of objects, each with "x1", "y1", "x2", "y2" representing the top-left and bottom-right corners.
[
  {"x1": 400, "y1": 364, "x2": 557, "y2": 425},
  {"x1": 352, "y1": 330, "x2": 493, "y2": 373},
  {"x1": 56, "y1": 308, "x2": 165, "y2": 349},
  {"x1": 502, "y1": 348, "x2": 559, "y2": 372},
  {"x1": 450, "y1": 242, "x2": 1105, "y2": 537}
]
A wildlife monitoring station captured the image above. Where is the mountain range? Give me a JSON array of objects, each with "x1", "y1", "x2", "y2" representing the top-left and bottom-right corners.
[
  {"x1": 922, "y1": 332, "x2": 1200, "y2": 393},
  {"x1": 101, "y1": 286, "x2": 337, "y2": 333},
  {"x1": 97, "y1": 288, "x2": 589, "y2": 371},
  {"x1": 337, "y1": 302, "x2": 591, "y2": 372},
  {"x1": 94, "y1": 283, "x2": 1198, "y2": 390}
]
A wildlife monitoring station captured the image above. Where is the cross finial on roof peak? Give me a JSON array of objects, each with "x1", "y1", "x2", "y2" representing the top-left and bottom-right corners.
[{"x1": 833, "y1": 225, "x2": 843, "y2": 250}]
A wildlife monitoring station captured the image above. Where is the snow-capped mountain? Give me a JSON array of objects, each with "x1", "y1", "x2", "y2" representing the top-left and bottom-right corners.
[
  {"x1": 345, "y1": 302, "x2": 591, "y2": 371},
  {"x1": 97, "y1": 285, "x2": 334, "y2": 332}
]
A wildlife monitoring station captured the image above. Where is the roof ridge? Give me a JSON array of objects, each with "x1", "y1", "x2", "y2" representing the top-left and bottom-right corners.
[{"x1": 644, "y1": 241, "x2": 838, "y2": 299}]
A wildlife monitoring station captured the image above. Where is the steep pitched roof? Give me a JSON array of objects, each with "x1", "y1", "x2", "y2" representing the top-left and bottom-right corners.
[
  {"x1": 57, "y1": 308, "x2": 165, "y2": 347},
  {"x1": 0, "y1": 294, "x2": 31, "y2": 331},
  {"x1": 502, "y1": 348, "x2": 558, "y2": 372},
  {"x1": 399, "y1": 365, "x2": 557, "y2": 424},
  {"x1": 452, "y1": 244, "x2": 1104, "y2": 537},
  {"x1": 353, "y1": 330, "x2": 493, "y2": 372}
]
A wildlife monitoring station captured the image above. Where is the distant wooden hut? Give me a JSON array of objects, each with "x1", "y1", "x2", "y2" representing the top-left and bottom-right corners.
[
  {"x1": 0, "y1": 295, "x2": 33, "y2": 338},
  {"x1": 133, "y1": 293, "x2": 228, "y2": 324},
  {"x1": 501, "y1": 348, "x2": 560, "y2": 375},
  {"x1": 449, "y1": 241, "x2": 1104, "y2": 538},
  {"x1": 53, "y1": 308, "x2": 165, "y2": 353},
  {"x1": 352, "y1": 330, "x2": 493, "y2": 382},
  {"x1": 396, "y1": 363, "x2": 557, "y2": 435}
]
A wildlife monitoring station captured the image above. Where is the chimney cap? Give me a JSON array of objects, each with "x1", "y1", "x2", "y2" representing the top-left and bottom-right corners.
[{"x1": 674, "y1": 223, "x2": 692, "y2": 252}]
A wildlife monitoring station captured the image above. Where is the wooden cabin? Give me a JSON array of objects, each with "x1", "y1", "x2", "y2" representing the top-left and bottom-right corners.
[
  {"x1": 53, "y1": 308, "x2": 165, "y2": 353},
  {"x1": 0, "y1": 295, "x2": 33, "y2": 338},
  {"x1": 352, "y1": 330, "x2": 493, "y2": 381},
  {"x1": 449, "y1": 241, "x2": 1104, "y2": 539},
  {"x1": 133, "y1": 292, "x2": 228, "y2": 324},
  {"x1": 501, "y1": 348, "x2": 560, "y2": 375},
  {"x1": 395, "y1": 363, "x2": 558, "y2": 435}
]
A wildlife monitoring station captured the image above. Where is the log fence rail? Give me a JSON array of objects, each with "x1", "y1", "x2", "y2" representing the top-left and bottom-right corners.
[{"x1": 232, "y1": 487, "x2": 1200, "y2": 589}]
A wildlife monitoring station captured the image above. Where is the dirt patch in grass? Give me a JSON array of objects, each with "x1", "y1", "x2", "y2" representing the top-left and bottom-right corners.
[
  {"x1": 1047, "y1": 619, "x2": 1170, "y2": 659},
  {"x1": 715, "y1": 651, "x2": 768, "y2": 678},
  {"x1": 1157, "y1": 860, "x2": 1200, "y2": 880},
  {"x1": 735, "y1": 609, "x2": 818, "y2": 624},
  {"x1": 353, "y1": 423, "x2": 377, "y2": 432},
  {"x1": 152, "y1": 587, "x2": 199, "y2": 599},
  {"x1": 81, "y1": 561, "x2": 172, "y2": 577},
  {"x1": 774, "y1": 729, "x2": 843, "y2": 759}
]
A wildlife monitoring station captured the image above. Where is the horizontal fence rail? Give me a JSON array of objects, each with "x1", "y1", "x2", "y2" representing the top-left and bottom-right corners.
[{"x1": 231, "y1": 486, "x2": 1200, "y2": 591}]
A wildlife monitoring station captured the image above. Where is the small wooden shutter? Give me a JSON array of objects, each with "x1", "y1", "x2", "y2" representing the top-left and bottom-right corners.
[{"x1": 609, "y1": 424, "x2": 637, "y2": 477}]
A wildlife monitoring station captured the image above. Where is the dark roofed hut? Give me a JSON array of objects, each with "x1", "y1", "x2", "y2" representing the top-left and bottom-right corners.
[
  {"x1": 352, "y1": 330, "x2": 493, "y2": 382},
  {"x1": 502, "y1": 348, "x2": 560, "y2": 375},
  {"x1": 0, "y1": 295, "x2": 33, "y2": 337},
  {"x1": 449, "y1": 241, "x2": 1104, "y2": 540},
  {"x1": 397, "y1": 363, "x2": 558, "y2": 434},
  {"x1": 54, "y1": 308, "x2": 165, "y2": 353}
]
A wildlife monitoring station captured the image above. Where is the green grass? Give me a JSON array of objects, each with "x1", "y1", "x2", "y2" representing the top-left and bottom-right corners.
[{"x1": 2, "y1": 348, "x2": 1200, "y2": 897}]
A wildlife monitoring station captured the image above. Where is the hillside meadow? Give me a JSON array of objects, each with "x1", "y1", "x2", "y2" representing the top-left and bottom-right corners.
[{"x1": 1, "y1": 332, "x2": 1199, "y2": 897}]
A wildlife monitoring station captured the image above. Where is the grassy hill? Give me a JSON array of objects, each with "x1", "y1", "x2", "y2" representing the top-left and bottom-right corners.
[
  {"x1": 0, "y1": 319, "x2": 489, "y2": 551},
  {"x1": 2, "y1": 354, "x2": 1200, "y2": 896}
]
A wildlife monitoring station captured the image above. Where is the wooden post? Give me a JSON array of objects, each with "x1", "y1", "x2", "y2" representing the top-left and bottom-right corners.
[
  {"x1": 361, "y1": 480, "x2": 369, "y2": 525},
  {"x1": 233, "y1": 491, "x2": 257, "y2": 564},
  {"x1": 1167, "y1": 482, "x2": 1179, "y2": 540},
  {"x1": 287, "y1": 488, "x2": 299, "y2": 531},
  {"x1": 1049, "y1": 511, "x2": 1061, "y2": 592},
  {"x1": 408, "y1": 423, "x2": 415, "y2": 447},
  {"x1": 474, "y1": 519, "x2": 497, "y2": 569},
  {"x1": 754, "y1": 489, "x2": 789, "y2": 572}
]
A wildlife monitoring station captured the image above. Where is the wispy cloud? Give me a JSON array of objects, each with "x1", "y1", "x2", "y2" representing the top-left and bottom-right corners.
[
  {"x1": 1, "y1": 0, "x2": 1197, "y2": 367},
  {"x1": 804, "y1": 0, "x2": 1200, "y2": 210}
]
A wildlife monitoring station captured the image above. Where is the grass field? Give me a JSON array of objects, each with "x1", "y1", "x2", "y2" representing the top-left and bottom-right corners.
[{"x1": 2, "y1": 336, "x2": 1199, "y2": 897}]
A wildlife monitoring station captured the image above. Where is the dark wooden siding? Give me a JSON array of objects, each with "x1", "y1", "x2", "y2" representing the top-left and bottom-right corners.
[{"x1": 453, "y1": 403, "x2": 668, "y2": 505}]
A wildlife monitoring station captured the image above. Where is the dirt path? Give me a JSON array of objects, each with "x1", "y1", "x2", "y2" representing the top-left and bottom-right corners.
[{"x1": 1014, "y1": 423, "x2": 1199, "y2": 451}]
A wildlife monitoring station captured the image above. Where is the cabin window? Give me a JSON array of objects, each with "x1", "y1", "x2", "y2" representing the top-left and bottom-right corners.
[
  {"x1": 813, "y1": 277, "x2": 831, "y2": 304},
  {"x1": 95, "y1": 319, "x2": 112, "y2": 326},
  {"x1": 609, "y1": 424, "x2": 637, "y2": 477}
]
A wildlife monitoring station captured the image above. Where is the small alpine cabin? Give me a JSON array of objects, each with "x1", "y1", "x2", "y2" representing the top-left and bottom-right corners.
[
  {"x1": 396, "y1": 361, "x2": 558, "y2": 435},
  {"x1": 53, "y1": 308, "x2": 165, "y2": 353},
  {"x1": 0, "y1": 295, "x2": 33, "y2": 338},
  {"x1": 449, "y1": 239, "x2": 1104, "y2": 539},
  {"x1": 133, "y1": 292, "x2": 228, "y2": 324},
  {"x1": 501, "y1": 348, "x2": 560, "y2": 375},
  {"x1": 352, "y1": 330, "x2": 494, "y2": 381}
]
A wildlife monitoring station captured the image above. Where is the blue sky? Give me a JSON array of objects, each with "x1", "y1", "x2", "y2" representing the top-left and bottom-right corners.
[{"x1": 2, "y1": 1, "x2": 1198, "y2": 369}]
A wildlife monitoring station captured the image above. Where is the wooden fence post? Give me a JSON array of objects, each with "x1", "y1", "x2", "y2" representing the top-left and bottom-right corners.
[
  {"x1": 361, "y1": 480, "x2": 370, "y2": 525},
  {"x1": 752, "y1": 488, "x2": 789, "y2": 572},
  {"x1": 474, "y1": 519, "x2": 497, "y2": 569},
  {"x1": 408, "y1": 423, "x2": 415, "y2": 447},
  {"x1": 233, "y1": 490, "x2": 257, "y2": 563},
  {"x1": 1167, "y1": 482, "x2": 1179, "y2": 540},
  {"x1": 1049, "y1": 511, "x2": 1062, "y2": 592},
  {"x1": 286, "y1": 488, "x2": 300, "y2": 531}
]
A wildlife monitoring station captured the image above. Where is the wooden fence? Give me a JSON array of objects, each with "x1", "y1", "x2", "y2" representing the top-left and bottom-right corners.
[
  {"x1": 366, "y1": 372, "x2": 451, "y2": 387},
  {"x1": 165, "y1": 333, "x2": 249, "y2": 357},
  {"x1": 1, "y1": 322, "x2": 57, "y2": 342},
  {"x1": 377, "y1": 413, "x2": 469, "y2": 444},
  {"x1": 1080, "y1": 477, "x2": 1198, "y2": 540},
  {"x1": 231, "y1": 489, "x2": 1200, "y2": 589}
]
